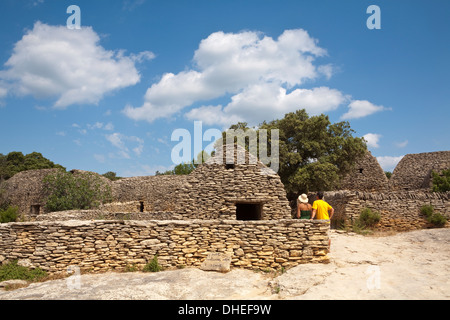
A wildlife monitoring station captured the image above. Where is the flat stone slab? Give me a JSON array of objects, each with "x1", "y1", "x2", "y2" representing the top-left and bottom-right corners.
[{"x1": 200, "y1": 252, "x2": 232, "y2": 272}]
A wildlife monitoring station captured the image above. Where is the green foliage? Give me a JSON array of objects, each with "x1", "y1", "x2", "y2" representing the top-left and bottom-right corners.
[
  {"x1": 0, "y1": 260, "x2": 47, "y2": 282},
  {"x1": 351, "y1": 208, "x2": 381, "y2": 234},
  {"x1": 0, "y1": 205, "x2": 18, "y2": 223},
  {"x1": 220, "y1": 109, "x2": 367, "y2": 194},
  {"x1": 155, "y1": 151, "x2": 210, "y2": 175},
  {"x1": 420, "y1": 204, "x2": 447, "y2": 227},
  {"x1": 359, "y1": 208, "x2": 381, "y2": 227},
  {"x1": 43, "y1": 170, "x2": 112, "y2": 212},
  {"x1": 102, "y1": 171, "x2": 121, "y2": 181},
  {"x1": 385, "y1": 171, "x2": 392, "y2": 179},
  {"x1": 0, "y1": 151, "x2": 65, "y2": 181},
  {"x1": 420, "y1": 205, "x2": 434, "y2": 218},
  {"x1": 143, "y1": 255, "x2": 162, "y2": 272},
  {"x1": 431, "y1": 169, "x2": 450, "y2": 192}
]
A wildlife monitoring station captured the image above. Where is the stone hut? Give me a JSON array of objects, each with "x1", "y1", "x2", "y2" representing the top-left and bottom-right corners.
[
  {"x1": 3, "y1": 144, "x2": 291, "y2": 221},
  {"x1": 389, "y1": 151, "x2": 450, "y2": 191},
  {"x1": 0, "y1": 168, "x2": 61, "y2": 217},
  {"x1": 110, "y1": 144, "x2": 291, "y2": 220},
  {"x1": 1, "y1": 169, "x2": 112, "y2": 218},
  {"x1": 340, "y1": 151, "x2": 388, "y2": 192}
]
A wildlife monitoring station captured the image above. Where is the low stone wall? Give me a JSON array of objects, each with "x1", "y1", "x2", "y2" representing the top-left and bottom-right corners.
[
  {"x1": 0, "y1": 219, "x2": 330, "y2": 274},
  {"x1": 325, "y1": 190, "x2": 450, "y2": 231}
]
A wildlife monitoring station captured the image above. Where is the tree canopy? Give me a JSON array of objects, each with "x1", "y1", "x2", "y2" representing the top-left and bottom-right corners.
[
  {"x1": 220, "y1": 109, "x2": 367, "y2": 195},
  {"x1": 0, "y1": 151, "x2": 65, "y2": 181}
]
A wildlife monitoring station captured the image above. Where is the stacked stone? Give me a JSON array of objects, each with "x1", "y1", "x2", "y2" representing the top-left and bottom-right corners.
[
  {"x1": 340, "y1": 151, "x2": 388, "y2": 192},
  {"x1": 325, "y1": 190, "x2": 450, "y2": 231},
  {"x1": 389, "y1": 151, "x2": 450, "y2": 191},
  {"x1": 0, "y1": 219, "x2": 330, "y2": 274}
]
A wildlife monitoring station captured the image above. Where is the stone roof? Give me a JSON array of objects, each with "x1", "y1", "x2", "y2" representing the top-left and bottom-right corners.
[
  {"x1": 339, "y1": 151, "x2": 388, "y2": 192},
  {"x1": 389, "y1": 151, "x2": 450, "y2": 190}
]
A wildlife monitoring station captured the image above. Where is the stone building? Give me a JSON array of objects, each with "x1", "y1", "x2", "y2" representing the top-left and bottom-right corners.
[
  {"x1": 389, "y1": 151, "x2": 450, "y2": 191},
  {"x1": 108, "y1": 143, "x2": 291, "y2": 220},
  {"x1": 340, "y1": 151, "x2": 388, "y2": 192},
  {"x1": 2, "y1": 144, "x2": 291, "y2": 221}
]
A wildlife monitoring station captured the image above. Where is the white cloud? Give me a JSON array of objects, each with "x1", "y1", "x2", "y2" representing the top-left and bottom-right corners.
[
  {"x1": 187, "y1": 84, "x2": 347, "y2": 127},
  {"x1": 0, "y1": 22, "x2": 153, "y2": 108},
  {"x1": 341, "y1": 100, "x2": 389, "y2": 120},
  {"x1": 0, "y1": 86, "x2": 7, "y2": 98},
  {"x1": 377, "y1": 155, "x2": 404, "y2": 172},
  {"x1": 395, "y1": 140, "x2": 408, "y2": 148},
  {"x1": 87, "y1": 122, "x2": 114, "y2": 131},
  {"x1": 123, "y1": 29, "x2": 339, "y2": 124},
  {"x1": 105, "y1": 132, "x2": 144, "y2": 159},
  {"x1": 363, "y1": 133, "x2": 382, "y2": 148}
]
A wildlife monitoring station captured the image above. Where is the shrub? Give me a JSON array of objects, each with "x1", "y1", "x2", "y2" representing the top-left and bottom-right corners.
[
  {"x1": 431, "y1": 169, "x2": 450, "y2": 192},
  {"x1": 428, "y1": 212, "x2": 447, "y2": 227},
  {"x1": 143, "y1": 255, "x2": 162, "y2": 272},
  {"x1": 0, "y1": 205, "x2": 18, "y2": 223},
  {"x1": 0, "y1": 260, "x2": 47, "y2": 282},
  {"x1": 420, "y1": 204, "x2": 448, "y2": 227},
  {"x1": 44, "y1": 170, "x2": 112, "y2": 212},
  {"x1": 359, "y1": 208, "x2": 381, "y2": 227},
  {"x1": 420, "y1": 205, "x2": 434, "y2": 218}
]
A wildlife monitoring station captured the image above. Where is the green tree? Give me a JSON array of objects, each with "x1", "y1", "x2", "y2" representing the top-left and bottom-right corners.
[
  {"x1": 0, "y1": 151, "x2": 65, "y2": 181},
  {"x1": 155, "y1": 151, "x2": 210, "y2": 176},
  {"x1": 102, "y1": 171, "x2": 121, "y2": 181},
  {"x1": 431, "y1": 169, "x2": 450, "y2": 192},
  {"x1": 43, "y1": 170, "x2": 112, "y2": 212},
  {"x1": 221, "y1": 109, "x2": 367, "y2": 195}
]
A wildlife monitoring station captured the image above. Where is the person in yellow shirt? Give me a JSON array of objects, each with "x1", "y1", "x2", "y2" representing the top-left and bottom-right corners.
[
  {"x1": 311, "y1": 191, "x2": 334, "y2": 251},
  {"x1": 311, "y1": 191, "x2": 334, "y2": 221}
]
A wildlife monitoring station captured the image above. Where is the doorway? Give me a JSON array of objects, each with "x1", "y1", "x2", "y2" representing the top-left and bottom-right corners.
[{"x1": 235, "y1": 202, "x2": 263, "y2": 220}]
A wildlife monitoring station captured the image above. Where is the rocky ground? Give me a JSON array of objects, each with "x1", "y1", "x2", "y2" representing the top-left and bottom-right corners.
[{"x1": 1, "y1": 228, "x2": 449, "y2": 300}]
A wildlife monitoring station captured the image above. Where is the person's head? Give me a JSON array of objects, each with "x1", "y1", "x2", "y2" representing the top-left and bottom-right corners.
[
  {"x1": 298, "y1": 193, "x2": 309, "y2": 204},
  {"x1": 317, "y1": 191, "x2": 324, "y2": 200}
]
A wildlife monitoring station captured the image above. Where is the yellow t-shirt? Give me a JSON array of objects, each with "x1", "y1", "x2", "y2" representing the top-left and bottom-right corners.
[{"x1": 312, "y1": 199, "x2": 332, "y2": 220}]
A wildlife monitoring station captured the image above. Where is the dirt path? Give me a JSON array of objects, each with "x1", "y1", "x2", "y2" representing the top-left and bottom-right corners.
[{"x1": 1, "y1": 228, "x2": 449, "y2": 300}]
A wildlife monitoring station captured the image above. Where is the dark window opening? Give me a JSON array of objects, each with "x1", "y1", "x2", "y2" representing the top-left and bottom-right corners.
[
  {"x1": 359, "y1": 168, "x2": 364, "y2": 174},
  {"x1": 225, "y1": 163, "x2": 235, "y2": 170},
  {"x1": 139, "y1": 201, "x2": 144, "y2": 212},
  {"x1": 236, "y1": 203, "x2": 263, "y2": 220},
  {"x1": 30, "y1": 205, "x2": 41, "y2": 215}
]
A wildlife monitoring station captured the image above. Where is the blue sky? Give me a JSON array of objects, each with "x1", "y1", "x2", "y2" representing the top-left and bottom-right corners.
[{"x1": 0, "y1": 0, "x2": 449, "y2": 177}]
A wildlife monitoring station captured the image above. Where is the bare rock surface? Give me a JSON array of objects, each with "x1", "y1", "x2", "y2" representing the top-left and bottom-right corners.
[{"x1": 1, "y1": 228, "x2": 449, "y2": 300}]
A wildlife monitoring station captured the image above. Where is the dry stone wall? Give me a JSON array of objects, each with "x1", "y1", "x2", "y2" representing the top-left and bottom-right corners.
[
  {"x1": 0, "y1": 219, "x2": 330, "y2": 274},
  {"x1": 325, "y1": 190, "x2": 450, "y2": 231}
]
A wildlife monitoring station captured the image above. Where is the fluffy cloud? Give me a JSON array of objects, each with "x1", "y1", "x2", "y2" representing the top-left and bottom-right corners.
[
  {"x1": 123, "y1": 29, "x2": 340, "y2": 124},
  {"x1": 105, "y1": 133, "x2": 144, "y2": 159},
  {"x1": 0, "y1": 22, "x2": 153, "y2": 108},
  {"x1": 341, "y1": 100, "x2": 389, "y2": 120},
  {"x1": 186, "y1": 84, "x2": 347, "y2": 127},
  {"x1": 363, "y1": 133, "x2": 382, "y2": 148},
  {"x1": 377, "y1": 155, "x2": 404, "y2": 172}
]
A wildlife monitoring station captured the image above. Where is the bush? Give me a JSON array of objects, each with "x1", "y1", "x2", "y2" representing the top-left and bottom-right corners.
[
  {"x1": 44, "y1": 170, "x2": 112, "y2": 212},
  {"x1": 0, "y1": 206, "x2": 18, "y2": 223},
  {"x1": 0, "y1": 260, "x2": 47, "y2": 282},
  {"x1": 359, "y1": 208, "x2": 381, "y2": 227},
  {"x1": 351, "y1": 208, "x2": 381, "y2": 234},
  {"x1": 420, "y1": 204, "x2": 448, "y2": 227},
  {"x1": 431, "y1": 169, "x2": 450, "y2": 192},
  {"x1": 420, "y1": 205, "x2": 434, "y2": 218},
  {"x1": 143, "y1": 255, "x2": 162, "y2": 272}
]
